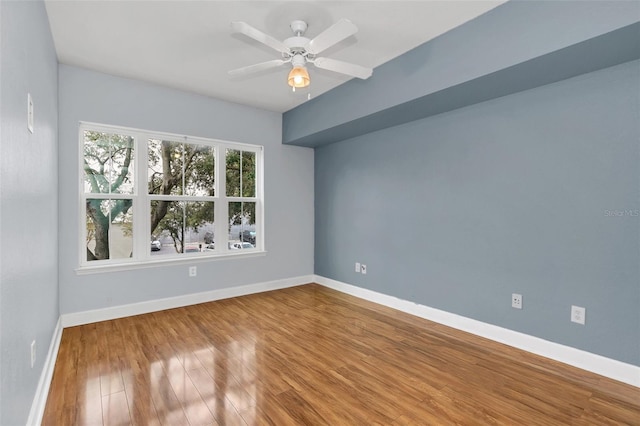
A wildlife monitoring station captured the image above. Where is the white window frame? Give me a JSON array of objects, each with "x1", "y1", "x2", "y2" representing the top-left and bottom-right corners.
[{"x1": 77, "y1": 122, "x2": 264, "y2": 274}]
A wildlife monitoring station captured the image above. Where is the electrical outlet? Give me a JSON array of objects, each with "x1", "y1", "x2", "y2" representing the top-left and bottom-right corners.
[
  {"x1": 355, "y1": 262, "x2": 360, "y2": 273},
  {"x1": 571, "y1": 305, "x2": 586, "y2": 325},
  {"x1": 512, "y1": 293, "x2": 522, "y2": 309},
  {"x1": 189, "y1": 266, "x2": 197, "y2": 277},
  {"x1": 361, "y1": 264, "x2": 367, "y2": 275},
  {"x1": 30, "y1": 340, "x2": 36, "y2": 368}
]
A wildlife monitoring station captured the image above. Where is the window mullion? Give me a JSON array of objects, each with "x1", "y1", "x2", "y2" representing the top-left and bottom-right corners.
[
  {"x1": 181, "y1": 137, "x2": 186, "y2": 196},
  {"x1": 136, "y1": 133, "x2": 149, "y2": 260},
  {"x1": 256, "y1": 146, "x2": 264, "y2": 250},
  {"x1": 180, "y1": 137, "x2": 186, "y2": 254},
  {"x1": 239, "y1": 150, "x2": 244, "y2": 243},
  {"x1": 217, "y1": 146, "x2": 229, "y2": 253},
  {"x1": 79, "y1": 125, "x2": 86, "y2": 267}
]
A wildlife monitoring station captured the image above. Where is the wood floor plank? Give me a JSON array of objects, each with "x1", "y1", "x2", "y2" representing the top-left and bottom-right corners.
[
  {"x1": 192, "y1": 347, "x2": 259, "y2": 413},
  {"x1": 188, "y1": 366, "x2": 248, "y2": 426},
  {"x1": 147, "y1": 362, "x2": 191, "y2": 426},
  {"x1": 42, "y1": 326, "x2": 86, "y2": 426},
  {"x1": 163, "y1": 359, "x2": 220, "y2": 426},
  {"x1": 118, "y1": 316, "x2": 163, "y2": 426},
  {"x1": 98, "y1": 321, "x2": 126, "y2": 397},
  {"x1": 43, "y1": 283, "x2": 640, "y2": 425},
  {"x1": 102, "y1": 390, "x2": 132, "y2": 426},
  {"x1": 76, "y1": 324, "x2": 104, "y2": 426}
]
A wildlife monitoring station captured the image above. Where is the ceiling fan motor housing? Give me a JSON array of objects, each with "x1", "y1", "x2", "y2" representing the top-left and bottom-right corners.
[
  {"x1": 284, "y1": 20, "x2": 312, "y2": 57},
  {"x1": 284, "y1": 36, "x2": 311, "y2": 53}
]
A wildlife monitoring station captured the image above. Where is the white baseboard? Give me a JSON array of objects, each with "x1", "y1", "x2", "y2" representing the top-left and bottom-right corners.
[
  {"x1": 62, "y1": 275, "x2": 314, "y2": 327},
  {"x1": 314, "y1": 275, "x2": 640, "y2": 388},
  {"x1": 26, "y1": 317, "x2": 63, "y2": 426},
  {"x1": 30, "y1": 273, "x2": 638, "y2": 426}
]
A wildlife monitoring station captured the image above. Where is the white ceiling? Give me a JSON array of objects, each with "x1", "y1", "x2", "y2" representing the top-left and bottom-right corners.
[{"x1": 44, "y1": 1, "x2": 506, "y2": 113}]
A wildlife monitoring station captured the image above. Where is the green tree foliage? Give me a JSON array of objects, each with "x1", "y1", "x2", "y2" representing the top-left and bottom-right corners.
[
  {"x1": 227, "y1": 149, "x2": 256, "y2": 229},
  {"x1": 148, "y1": 140, "x2": 215, "y2": 253},
  {"x1": 84, "y1": 132, "x2": 133, "y2": 260},
  {"x1": 226, "y1": 149, "x2": 256, "y2": 197},
  {"x1": 151, "y1": 201, "x2": 214, "y2": 253}
]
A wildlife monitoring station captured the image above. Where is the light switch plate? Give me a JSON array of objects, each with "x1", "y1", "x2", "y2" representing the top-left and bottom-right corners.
[{"x1": 27, "y1": 93, "x2": 34, "y2": 133}]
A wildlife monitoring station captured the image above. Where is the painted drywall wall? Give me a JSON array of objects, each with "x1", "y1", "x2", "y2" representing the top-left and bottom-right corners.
[
  {"x1": 58, "y1": 65, "x2": 314, "y2": 315},
  {"x1": 283, "y1": 0, "x2": 640, "y2": 146},
  {"x1": 0, "y1": 1, "x2": 59, "y2": 424},
  {"x1": 315, "y1": 60, "x2": 640, "y2": 366}
]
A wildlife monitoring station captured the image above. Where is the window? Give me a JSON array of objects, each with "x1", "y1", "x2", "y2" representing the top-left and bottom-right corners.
[{"x1": 80, "y1": 123, "x2": 263, "y2": 270}]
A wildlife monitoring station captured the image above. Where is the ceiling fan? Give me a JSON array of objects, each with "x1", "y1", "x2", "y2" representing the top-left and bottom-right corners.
[{"x1": 229, "y1": 19, "x2": 373, "y2": 90}]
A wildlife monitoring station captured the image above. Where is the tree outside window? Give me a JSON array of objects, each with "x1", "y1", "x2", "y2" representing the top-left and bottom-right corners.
[{"x1": 81, "y1": 124, "x2": 261, "y2": 267}]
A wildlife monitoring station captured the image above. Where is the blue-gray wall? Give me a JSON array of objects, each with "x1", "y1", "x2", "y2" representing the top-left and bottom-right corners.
[
  {"x1": 284, "y1": 0, "x2": 640, "y2": 147},
  {"x1": 58, "y1": 65, "x2": 314, "y2": 315},
  {"x1": 315, "y1": 60, "x2": 640, "y2": 366},
  {"x1": 0, "y1": 1, "x2": 59, "y2": 424}
]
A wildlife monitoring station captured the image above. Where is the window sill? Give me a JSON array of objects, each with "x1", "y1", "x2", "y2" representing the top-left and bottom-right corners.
[{"x1": 75, "y1": 250, "x2": 267, "y2": 275}]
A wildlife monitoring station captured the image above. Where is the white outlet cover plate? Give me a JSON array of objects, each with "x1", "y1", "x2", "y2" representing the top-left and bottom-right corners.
[
  {"x1": 355, "y1": 262, "x2": 360, "y2": 273},
  {"x1": 571, "y1": 305, "x2": 586, "y2": 324},
  {"x1": 512, "y1": 293, "x2": 522, "y2": 309}
]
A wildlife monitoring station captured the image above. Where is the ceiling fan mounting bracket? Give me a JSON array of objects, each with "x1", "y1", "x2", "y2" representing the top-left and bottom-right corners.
[{"x1": 290, "y1": 20, "x2": 308, "y2": 36}]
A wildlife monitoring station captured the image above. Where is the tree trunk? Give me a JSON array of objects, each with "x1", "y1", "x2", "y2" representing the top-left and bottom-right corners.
[
  {"x1": 150, "y1": 200, "x2": 170, "y2": 237},
  {"x1": 87, "y1": 200, "x2": 110, "y2": 260}
]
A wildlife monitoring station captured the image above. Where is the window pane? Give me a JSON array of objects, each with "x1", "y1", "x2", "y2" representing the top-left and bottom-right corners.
[
  {"x1": 185, "y1": 201, "x2": 215, "y2": 252},
  {"x1": 148, "y1": 139, "x2": 183, "y2": 195},
  {"x1": 229, "y1": 201, "x2": 256, "y2": 250},
  {"x1": 226, "y1": 149, "x2": 241, "y2": 197},
  {"x1": 241, "y1": 151, "x2": 256, "y2": 197},
  {"x1": 150, "y1": 200, "x2": 184, "y2": 254},
  {"x1": 86, "y1": 198, "x2": 133, "y2": 261},
  {"x1": 84, "y1": 131, "x2": 134, "y2": 194},
  {"x1": 110, "y1": 205, "x2": 133, "y2": 259},
  {"x1": 185, "y1": 144, "x2": 215, "y2": 196},
  {"x1": 150, "y1": 201, "x2": 215, "y2": 254}
]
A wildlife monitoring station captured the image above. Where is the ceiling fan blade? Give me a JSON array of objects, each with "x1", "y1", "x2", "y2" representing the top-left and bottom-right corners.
[
  {"x1": 231, "y1": 21, "x2": 289, "y2": 54},
  {"x1": 313, "y1": 57, "x2": 372, "y2": 80},
  {"x1": 305, "y1": 19, "x2": 358, "y2": 55},
  {"x1": 228, "y1": 59, "x2": 287, "y2": 77}
]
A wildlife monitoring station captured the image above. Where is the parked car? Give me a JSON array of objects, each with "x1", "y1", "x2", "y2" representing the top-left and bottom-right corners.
[
  {"x1": 229, "y1": 242, "x2": 254, "y2": 250},
  {"x1": 239, "y1": 230, "x2": 256, "y2": 245},
  {"x1": 151, "y1": 240, "x2": 161, "y2": 251},
  {"x1": 184, "y1": 245, "x2": 201, "y2": 253},
  {"x1": 204, "y1": 243, "x2": 215, "y2": 251}
]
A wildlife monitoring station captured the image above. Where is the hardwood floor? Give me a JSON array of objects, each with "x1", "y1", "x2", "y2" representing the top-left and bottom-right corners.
[{"x1": 43, "y1": 284, "x2": 639, "y2": 425}]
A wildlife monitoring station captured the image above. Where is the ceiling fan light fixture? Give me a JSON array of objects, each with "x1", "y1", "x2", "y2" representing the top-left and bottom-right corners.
[
  {"x1": 288, "y1": 66, "x2": 310, "y2": 89},
  {"x1": 230, "y1": 19, "x2": 372, "y2": 93}
]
